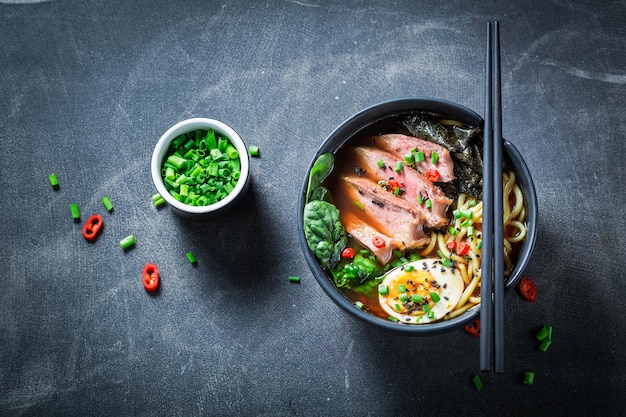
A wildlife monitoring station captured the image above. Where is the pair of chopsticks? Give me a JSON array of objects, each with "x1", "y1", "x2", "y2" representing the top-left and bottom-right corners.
[{"x1": 480, "y1": 21, "x2": 505, "y2": 373}]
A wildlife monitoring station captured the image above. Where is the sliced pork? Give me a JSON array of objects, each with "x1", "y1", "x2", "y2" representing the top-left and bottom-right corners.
[
  {"x1": 341, "y1": 212, "x2": 401, "y2": 264},
  {"x1": 371, "y1": 134, "x2": 456, "y2": 182},
  {"x1": 348, "y1": 146, "x2": 452, "y2": 228},
  {"x1": 342, "y1": 175, "x2": 431, "y2": 250}
]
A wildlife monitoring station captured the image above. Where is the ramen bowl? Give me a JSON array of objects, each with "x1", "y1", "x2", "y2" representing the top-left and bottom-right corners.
[
  {"x1": 151, "y1": 118, "x2": 250, "y2": 220},
  {"x1": 297, "y1": 97, "x2": 537, "y2": 335}
]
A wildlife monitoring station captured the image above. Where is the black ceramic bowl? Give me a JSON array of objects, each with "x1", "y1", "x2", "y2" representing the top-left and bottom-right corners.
[{"x1": 297, "y1": 97, "x2": 537, "y2": 335}]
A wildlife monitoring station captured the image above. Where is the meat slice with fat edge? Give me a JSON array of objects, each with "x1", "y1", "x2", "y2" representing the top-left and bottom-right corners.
[
  {"x1": 348, "y1": 146, "x2": 452, "y2": 228},
  {"x1": 371, "y1": 134, "x2": 456, "y2": 182},
  {"x1": 341, "y1": 175, "x2": 431, "y2": 250},
  {"x1": 341, "y1": 212, "x2": 401, "y2": 264}
]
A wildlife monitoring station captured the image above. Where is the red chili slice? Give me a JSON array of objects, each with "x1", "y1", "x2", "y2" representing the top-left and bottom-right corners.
[
  {"x1": 372, "y1": 236, "x2": 386, "y2": 248},
  {"x1": 82, "y1": 214, "x2": 103, "y2": 241},
  {"x1": 464, "y1": 319, "x2": 480, "y2": 337},
  {"x1": 425, "y1": 169, "x2": 441, "y2": 182},
  {"x1": 341, "y1": 247, "x2": 355, "y2": 259},
  {"x1": 456, "y1": 242, "x2": 470, "y2": 256},
  {"x1": 142, "y1": 263, "x2": 159, "y2": 292},
  {"x1": 519, "y1": 277, "x2": 537, "y2": 302}
]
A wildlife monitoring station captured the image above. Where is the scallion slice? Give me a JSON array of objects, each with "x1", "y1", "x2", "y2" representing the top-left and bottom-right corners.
[
  {"x1": 120, "y1": 234, "x2": 135, "y2": 250},
  {"x1": 48, "y1": 174, "x2": 59, "y2": 189},
  {"x1": 69, "y1": 203, "x2": 80, "y2": 221},
  {"x1": 102, "y1": 196, "x2": 114, "y2": 213}
]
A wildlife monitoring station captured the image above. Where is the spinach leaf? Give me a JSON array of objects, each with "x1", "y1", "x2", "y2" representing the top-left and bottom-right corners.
[
  {"x1": 303, "y1": 200, "x2": 347, "y2": 270},
  {"x1": 306, "y1": 152, "x2": 334, "y2": 204}
]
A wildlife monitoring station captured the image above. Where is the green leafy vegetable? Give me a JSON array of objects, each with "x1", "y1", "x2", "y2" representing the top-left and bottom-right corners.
[
  {"x1": 306, "y1": 152, "x2": 334, "y2": 204},
  {"x1": 303, "y1": 200, "x2": 347, "y2": 270}
]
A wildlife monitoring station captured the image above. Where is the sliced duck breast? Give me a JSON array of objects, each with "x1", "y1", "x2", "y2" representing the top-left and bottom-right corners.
[
  {"x1": 342, "y1": 175, "x2": 431, "y2": 250},
  {"x1": 348, "y1": 146, "x2": 452, "y2": 229},
  {"x1": 371, "y1": 134, "x2": 456, "y2": 183}
]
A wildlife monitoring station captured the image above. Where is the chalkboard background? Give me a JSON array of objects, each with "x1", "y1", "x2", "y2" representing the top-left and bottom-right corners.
[{"x1": 1, "y1": 0, "x2": 625, "y2": 415}]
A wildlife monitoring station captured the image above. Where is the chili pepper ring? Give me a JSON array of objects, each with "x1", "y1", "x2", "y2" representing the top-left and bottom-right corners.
[{"x1": 82, "y1": 214, "x2": 103, "y2": 241}]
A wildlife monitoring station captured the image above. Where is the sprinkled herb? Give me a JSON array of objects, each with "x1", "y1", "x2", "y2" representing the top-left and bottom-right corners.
[
  {"x1": 523, "y1": 372, "x2": 535, "y2": 385},
  {"x1": 69, "y1": 203, "x2": 80, "y2": 221},
  {"x1": 472, "y1": 375, "x2": 484, "y2": 391},
  {"x1": 48, "y1": 174, "x2": 59, "y2": 189},
  {"x1": 288, "y1": 276, "x2": 301, "y2": 283},
  {"x1": 102, "y1": 195, "x2": 114, "y2": 213},
  {"x1": 248, "y1": 145, "x2": 260, "y2": 157}
]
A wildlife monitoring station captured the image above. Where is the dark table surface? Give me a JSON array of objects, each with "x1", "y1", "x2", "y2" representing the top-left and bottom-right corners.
[{"x1": 2, "y1": 0, "x2": 625, "y2": 416}]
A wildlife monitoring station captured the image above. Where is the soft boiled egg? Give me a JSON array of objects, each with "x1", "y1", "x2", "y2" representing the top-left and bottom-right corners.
[{"x1": 378, "y1": 258, "x2": 464, "y2": 324}]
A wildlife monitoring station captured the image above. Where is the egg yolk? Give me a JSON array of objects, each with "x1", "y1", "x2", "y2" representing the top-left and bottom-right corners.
[{"x1": 385, "y1": 269, "x2": 440, "y2": 316}]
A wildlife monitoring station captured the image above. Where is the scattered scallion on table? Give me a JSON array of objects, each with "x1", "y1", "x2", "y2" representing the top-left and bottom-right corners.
[
  {"x1": 69, "y1": 203, "x2": 80, "y2": 221},
  {"x1": 102, "y1": 195, "x2": 114, "y2": 213},
  {"x1": 119, "y1": 234, "x2": 135, "y2": 250},
  {"x1": 472, "y1": 375, "x2": 484, "y2": 391},
  {"x1": 288, "y1": 276, "x2": 300, "y2": 283},
  {"x1": 152, "y1": 193, "x2": 165, "y2": 207},
  {"x1": 48, "y1": 173, "x2": 59, "y2": 189},
  {"x1": 186, "y1": 251, "x2": 197, "y2": 264},
  {"x1": 248, "y1": 145, "x2": 260, "y2": 157},
  {"x1": 523, "y1": 371, "x2": 535, "y2": 385}
]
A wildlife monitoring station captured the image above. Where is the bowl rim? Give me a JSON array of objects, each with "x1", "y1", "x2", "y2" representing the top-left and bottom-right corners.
[
  {"x1": 297, "y1": 97, "x2": 538, "y2": 335},
  {"x1": 151, "y1": 117, "x2": 250, "y2": 214}
]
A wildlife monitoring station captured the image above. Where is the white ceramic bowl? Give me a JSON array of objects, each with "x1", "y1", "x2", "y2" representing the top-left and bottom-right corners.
[{"x1": 151, "y1": 118, "x2": 250, "y2": 220}]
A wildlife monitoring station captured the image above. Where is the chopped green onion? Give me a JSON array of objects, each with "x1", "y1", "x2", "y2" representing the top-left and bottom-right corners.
[
  {"x1": 460, "y1": 209, "x2": 473, "y2": 219},
  {"x1": 417, "y1": 194, "x2": 423, "y2": 205},
  {"x1": 431, "y1": 151, "x2": 439, "y2": 164},
  {"x1": 378, "y1": 284, "x2": 389, "y2": 295},
  {"x1": 152, "y1": 193, "x2": 165, "y2": 207},
  {"x1": 448, "y1": 227, "x2": 457, "y2": 236},
  {"x1": 355, "y1": 301, "x2": 364, "y2": 309},
  {"x1": 404, "y1": 265, "x2": 415, "y2": 272},
  {"x1": 248, "y1": 145, "x2": 260, "y2": 157},
  {"x1": 469, "y1": 200, "x2": 477, "y2": 207},
  {"x1": 119, "y1": 234, "x2": 135, "y2": 250},
  {"x1": 477, "y1": 240, "x2": 483, "y2": 250},
  {"x1": 186, "y1": 251, "x2": 197, "y2": 264},
  {"x1": 404, "y1": 153, "x2": 414, "y2": 164},
  {"x1": 422, "y1": 304, "x2": 430, "y2": 313},
  {"x1": 388, "y1": 316, "x2": 399, "y2": 323},
  {"x1": 394, "y1": 303, "x2": 401, "y2": 311},
  {"x1": 472, "y1": 375, "x2": 484, "y2": 391},
  {"x1": 538, "y1": 339, "x2": 552, "y2": 352},
  {"x1": 411, "y1": 294, "x2": 423, "y2": 303},
  {"x1": 523, "y1": 371, "x2": 535, "y2": 385},
  {"x1": 467, "y1": 226, "x2": 475, "y2": 237},
  {"x1": 354, "y1": 200, "x2": 365, "y2": 211},
  {"x1": 427, "y1": 310, "x2": 434, "y2": 319},
  {"x1": 535, "y1": 325, "x2": 552, "y2": 341},
  {"x1": 161, "y1": 129, "x2": 242, "y2": 207},
  {"x1": 48, "y1": 174, "x2": 59, "y2": 189},
  {"x1": 394, "y1": 161, "x2": 403, "y2": 173},
  {"x1": 425, "y1": 199, "x2": 432, "y2": 210},
  {"x1": 398, "y1": 284, "x2": 407, "y2": 293},
  {"x1": 453, "y1": 209, "x2": 462, "y2": 219},
  {"x1": 102, "y1": 196, "x2": 114, "y2": 213},
  {"x1": 399, "y1": 293, "x2": 408, "y2": 302},
  {"x1": 430, "y1": 292, "x2": 441, "y2": 302},
  {"x1": 414, "y1": 151, "x2": 425, "y2": 162},
  {"x1": 288, "y1": 276, "x2": 300, "y2": 283},
  {"x1": 69, "y1": 203, "x2": 80, "y2": 221}
]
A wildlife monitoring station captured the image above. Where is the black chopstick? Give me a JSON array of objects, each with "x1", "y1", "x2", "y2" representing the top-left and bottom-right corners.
[
  {"x1": 492, "y1": 21, "x2": 505, "y2": 374},
  {"x1": 480, "y1": 20, "x2": 505, "y2": 373},
  {"x1": 480, "y1": 21, "x2": 494, "y2": 372}
]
